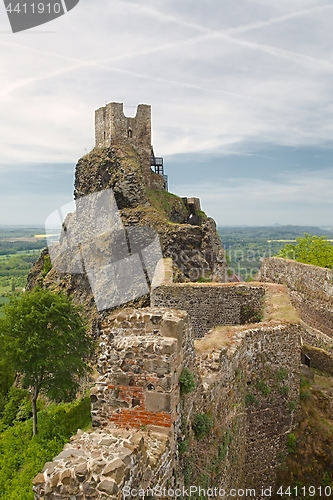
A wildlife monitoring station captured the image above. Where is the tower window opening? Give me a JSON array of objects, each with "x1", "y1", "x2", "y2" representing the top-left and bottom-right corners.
[
  {"x1": 104, "y1": 131, "x2": 106, "y2": 140},
  {"x1": 128, "y1": 129, "x2": 132, "y2": 138}
]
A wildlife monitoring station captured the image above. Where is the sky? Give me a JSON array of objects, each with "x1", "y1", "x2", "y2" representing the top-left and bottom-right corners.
[{"x1": 0, "y1": 0, "x2": 333, "y2": 226}]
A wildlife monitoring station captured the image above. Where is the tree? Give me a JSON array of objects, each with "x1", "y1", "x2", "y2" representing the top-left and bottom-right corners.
[
  {"x1": 0, "y1": 288, "x2": 94, "y2": 435},
  {"x1": 277, "y1": 233, "x2": 333, "y2": 269}
]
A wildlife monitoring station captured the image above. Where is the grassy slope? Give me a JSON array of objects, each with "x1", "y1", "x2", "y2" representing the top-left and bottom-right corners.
[
  {"x1": 273, "y1": 368, "x2": 333, "y2": 499},
  {"x1": 0, "y1": 397, "x2": 91, "y2": 500}
]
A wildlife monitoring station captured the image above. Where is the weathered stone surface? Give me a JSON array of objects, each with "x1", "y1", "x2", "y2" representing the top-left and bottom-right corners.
[
  {"x1": 152, "y1": 282, "x2": 266, "y2": 338},
  {"x1": 258, "y1": 257, "x2": 333, "y2": 337},
  {"x1": 97, "y1": 479, "x2": 118, "y2": 495}
]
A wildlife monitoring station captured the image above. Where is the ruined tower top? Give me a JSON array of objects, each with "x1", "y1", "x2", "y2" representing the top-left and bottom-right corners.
[{"x1": 95, "y1": 102, "x2": 151, "y2": 149}]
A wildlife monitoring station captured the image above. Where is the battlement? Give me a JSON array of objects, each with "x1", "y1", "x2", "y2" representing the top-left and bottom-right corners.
[{"x1": 95, "y1": 102, "x2": 151, "y2": 150}]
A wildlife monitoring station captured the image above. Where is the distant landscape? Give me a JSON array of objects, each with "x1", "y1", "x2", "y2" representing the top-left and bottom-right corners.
[
  {"x1": 218, "y1": 225, "x2": 333, "y2": 281},
  {"x1": 1, "y1": 224, "x2": 332, "y2": 313},
  {"x1": 0, "y1": 227, "x2": 45, "y2": 316}
]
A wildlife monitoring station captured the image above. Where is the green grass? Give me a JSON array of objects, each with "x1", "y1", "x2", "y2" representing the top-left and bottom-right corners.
[{"x1": 0, "y1": 397, "x2": 91, "y2": 500}]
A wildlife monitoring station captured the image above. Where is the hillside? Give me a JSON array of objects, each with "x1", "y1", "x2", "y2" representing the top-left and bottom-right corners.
[
  {"x1": 27, "y1": 144, "x2": 228, "y2": 321},
  {"x1": 273, "y1": 367, "x2": 333, "y2": 499}
]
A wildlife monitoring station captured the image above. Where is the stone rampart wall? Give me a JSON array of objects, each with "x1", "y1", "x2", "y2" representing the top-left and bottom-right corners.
[
  {"x1": 151, "y1": 282, "x2": 265, "y2": 338},
  {"x1": 258, "y1": 258, "x2": 333, "y2": 337},
  {"x1": 91, "y1": 308, "x2": 194, "y2": 430},
  {"x1": 244, "y1": 324, "x2": 300, "y2": 490},
  {"x1": 33, "y1": 426, "x2": 174, "y2": 499},
  {"x1": 34, "y1": 288, "x2": 300, "y2": 499}
]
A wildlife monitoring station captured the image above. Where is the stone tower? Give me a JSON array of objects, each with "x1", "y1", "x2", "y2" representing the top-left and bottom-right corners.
[{"x1": 95, "y1": 102, "x2": 152, "y2": 182}]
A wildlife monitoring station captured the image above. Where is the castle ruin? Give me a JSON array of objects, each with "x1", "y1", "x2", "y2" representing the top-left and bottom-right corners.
[{"x1": 32, "y1": 103, "x2": 333, "y2": 499}]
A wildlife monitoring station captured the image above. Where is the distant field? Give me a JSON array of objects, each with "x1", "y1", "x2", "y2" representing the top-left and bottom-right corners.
[
  {"x1": 218, "y1": 225, "x2": 333, "y2": 280},
  {"x1": 0, "y1": 227, "x2": 47, "y2": 300}
]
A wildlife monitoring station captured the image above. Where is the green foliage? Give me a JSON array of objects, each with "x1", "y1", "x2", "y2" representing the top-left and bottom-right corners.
[
  {"x1": 179, "y1": 368, "x2": 196, "y2": 394},
  {"x1": 286, "y1": 432, "x2": 297, "y2": 453},
  {"x1": 195, "y1": 275, "x2": 211, "y2": 283},
  {"x1": 256, "y1": 380, "x2": 271, "y2": 397},
  {"x1": 300, "y1": 389, "x2": 311, "y2": 401},
  {"x1": 0, "y1": 253, "x2": 39, "y2": 277},
  {"x1": 146, "y1": 189, "x2": 187, "y2": 221},
  {"x1": 278, "y1": 233, "x2": 333, "y2": 269},
  {"x1": 245, "y1": 393, "x2": 258, "y2": 406},
  {"x1": 42, "y1": 254, "x2": 52, "y2": 277},
  {"x1": 0, "y1": 288, "x2": 94, "y2": 434},
  {"x1": 218, "y1": 430, "x2": 232, "y2": 460},
  {"x1": 0, "y1": 353, "x2": 14, "y2": 406},
  {"x1": 0, "y1": 387, "x2": 32, "y2": 427},
  {"x1": 0, "y1": 397, "x2": 91, "y2": 500},
  {"x1": 217, "y1": 225, "x2": 333, "y2": 280},
  {"x1": 279, "y1": 385, "x2": 289, "y2": 397},
  {"x1": 288, "y1": 400, "x2": 297, "y2": 413},
  {"x1": 197, "y1": 210, "x2": 207, "y2": 221},
  {"x1": 275, "y1": 368, "x2": 288, "y2": 381},
  {"x1": 192, "y1": 413, "x2": 213, "y2": 439},
  {"x1": 178, "y1": 439, "x2": 189, "y2": 454}
]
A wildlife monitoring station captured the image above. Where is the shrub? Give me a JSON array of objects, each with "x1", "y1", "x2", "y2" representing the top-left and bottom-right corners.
[
  {"x1": 42, "y1": 255, "x2": 52, "y2": 277},
  {"x1": 275, "y1": 368, "x2": 288, "y2": 381},
  {"x1": 256, "y1": 380, "x2": 271, "y2": 397},
  {"x1": 287, "y1": 432, "x2": 297, "y2": 453},
  {"x1": 288, "y1": 400, "x2": 297, "y2": 412},
  {"x1": 1, "y1": 387, "x2": 32, "y2": 427},
  {"x1": 0, "y1": 397, "x2": 91, "y2": 500},
  {"x1": 192, "y1": 413, "x2": 213, "y2": 439},
  {"x1": 279, "y1": 385, "x2": 289, "y2": 396},
  {"x1": 178, "y1": 439, "x2": 189, "y2": 454},
  {"x1": 245, "y1": 393, "x2": 258, "y2": 406},
  {"x1": 179, "y1": 368, "x2": 196, "y2": 394}
]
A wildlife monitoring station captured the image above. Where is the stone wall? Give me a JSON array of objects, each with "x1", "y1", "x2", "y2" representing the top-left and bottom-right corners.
[
  {"x1": 151, "y1": 282, "x2": 265, "y2": 338},
  {"x1": 244, "y1": 324, "x2": 300, "y2": 490},
  {"x1": 91, "y1": 308, "x2": 194, "y2": 430},
  {"x1": 33, "y1": 426, "x2": 174, "y2": 499},
  {"x1": 34, "y1": 284, "x2": 301, "y2": 499},
  {"x1": 258, "y1": 258, "x2": 333, "y2": 337},
  {"x1": 302, "y1": 343, "x2": 333, "y2": 376}
]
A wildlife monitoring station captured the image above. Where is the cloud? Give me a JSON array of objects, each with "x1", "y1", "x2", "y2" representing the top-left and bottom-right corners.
[
  {"x1": 174, "y1": 166, "x2": 333, "y2": 226},
  {"x1": 0, "y1": 0, "x2": 332, "y2": 224}
]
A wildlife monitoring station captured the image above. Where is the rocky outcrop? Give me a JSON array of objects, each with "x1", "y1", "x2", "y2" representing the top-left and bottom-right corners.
[{"x1": 27, "y1": 144, "x2": 228, "y2": 317}]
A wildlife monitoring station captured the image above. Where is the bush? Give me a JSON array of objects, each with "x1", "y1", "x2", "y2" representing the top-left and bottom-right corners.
[
  {"x1": 42, "y1": 255, "x2": 52, "y2": 277},
  {"x1": 245, "y1": 393, "x2": 258, "y2": 406},
  {"x1": 192, "y1": 413, "x2": 213, "y2": 439},
  {"x1": 278, "y1": 233, "x2": 333, "y2": 269},
  {"x1": 179, "y1": 368, "x2": 196, "y2": 394},
  {"x1": 1, "y1": 387, "x2": 32, "y2": 427},
  {"x1": 256, "y1": 380, "x2": 271, "y2": 397},
  {"x1": 287, "y1": 432, "x2": 297, "y2": 453}
]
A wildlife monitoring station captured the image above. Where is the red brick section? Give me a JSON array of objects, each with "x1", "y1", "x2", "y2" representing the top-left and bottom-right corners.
[
  {"x1": 107, "y1": 384, "x2": 174, "y2": 428},
  {"x1": 108, "y1": 409, "x2": 173, "y2": 428}
]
